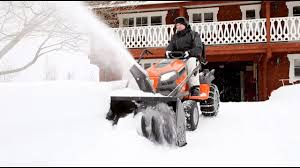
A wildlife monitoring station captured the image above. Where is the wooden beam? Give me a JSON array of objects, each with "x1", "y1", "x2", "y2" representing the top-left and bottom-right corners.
[
  {"x1": 179, "y1": 6, "x2": 185, "y2": 17},
  {"x1": 129, "y1": 44, "x2": 269, "y2": 59},
  {"x1": 128, "y1": 41, "x2": 300, "y2": 59},
  {"x1": 129, "y1": 49, "x2": 260, "y2": 62},
  {"x1": 270, "y1": 42, "x2": 300, "y2": 53},
  {"x1": 207, "y1": 55, "x2": 258, "y2": 62},
  {"x1": 206, "y1": 44, "x2": 267, "y2": 55},
  {"x1": 266, "y1": 1, "x2": 272, "y2": 60},
  {"x1": 111, "y1": 1, "x2": 240, "y2": 12}
]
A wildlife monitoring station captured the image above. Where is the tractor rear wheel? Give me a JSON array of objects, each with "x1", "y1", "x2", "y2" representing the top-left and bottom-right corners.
[{"x1": 201, "y1": 84, "x2": 220, "y2": 117}]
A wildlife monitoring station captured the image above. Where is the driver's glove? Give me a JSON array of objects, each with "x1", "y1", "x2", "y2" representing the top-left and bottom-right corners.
[
  {"x1": 165, "y1": 51, "x2": 171, "y2": 58},
  {"x1": 183, "y1": 51, "x2": 189, "y2": 59}
]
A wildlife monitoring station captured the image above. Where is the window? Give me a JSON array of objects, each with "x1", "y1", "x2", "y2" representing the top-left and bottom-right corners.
[
  {"x1": 118, "y1": 11, "x2": 167, "y2": 27},
  {"x1": 295, "y1": 59, "x2": 300, "y2": 77},
  {"x1": 204, "y1": 13, "x2": 214, "y2": 22},
  {"x1": 151, "y1": 16, "x2": 162, "y2": 26},
  {"x1": 123, "y1": 18, "x2": 134, "y2": 27},
  {"x1": 240, "y1": 4, "x2": 261, "y2": 20},
  {"x1": 187, "y1": 7, "x2": 219, "y2": 23},
  {"x1": 287, "y1": 54, "x2": 300, "y2": 83},
  {"x1": 192, "y1": 13, "x2": 202, "y2": 23},
  {"x1": 136, "y1": 17, "x2": 148, "y2": 27},
  {"x1": 287, "y1": 1, "x2": 300, "y2": 17},
  {"x1": 293, "y1": 6, "x2": 300, "y2": 16},
  {"x1": 246, "y1": 10, "x2": 256, "y2": 20}
]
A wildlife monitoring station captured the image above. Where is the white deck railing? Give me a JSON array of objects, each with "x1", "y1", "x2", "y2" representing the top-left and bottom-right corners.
[
  {"x1": 113, "y1": 25, "x2": 175, "y2": 48},
  {"x1": 112, "y1": 16, "x2": 300, "y2": 48},
  {"x1": 271, "y1": 16, "x2": 300, "y2": 42},
  {"x1": 191, "y1": 19, "x2": 266, "y2": 45}
]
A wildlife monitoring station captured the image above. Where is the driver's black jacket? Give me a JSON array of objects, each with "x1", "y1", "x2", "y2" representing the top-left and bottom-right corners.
[{"x1": 166, "y1": 26, "x2": 203, "y2": 59}]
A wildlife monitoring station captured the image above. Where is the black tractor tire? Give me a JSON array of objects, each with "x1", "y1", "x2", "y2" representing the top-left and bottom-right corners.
[
  {"x1": 200, "y1": 84, "x2": 220, "y2": 117},
  {"x1": 183, "y1": 100, "x2": 200, "y2": 131}
]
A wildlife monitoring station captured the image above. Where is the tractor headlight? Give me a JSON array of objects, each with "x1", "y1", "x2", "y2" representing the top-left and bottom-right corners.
[{"x1": 160, "y1": 71, "x2": 177, "y2": 82}]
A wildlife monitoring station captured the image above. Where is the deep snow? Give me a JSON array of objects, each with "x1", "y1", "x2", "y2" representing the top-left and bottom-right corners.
[
  {"x1": 0, "y1": 1, "x2": 299, "y2": 166},
  {"x1": 0, "y1": 81, "x2": 299, "y2": 166}
]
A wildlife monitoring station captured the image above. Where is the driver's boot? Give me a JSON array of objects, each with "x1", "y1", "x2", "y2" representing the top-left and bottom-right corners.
[{"x1": 190, "y1": 86, "x2": 200, "y2": 96}]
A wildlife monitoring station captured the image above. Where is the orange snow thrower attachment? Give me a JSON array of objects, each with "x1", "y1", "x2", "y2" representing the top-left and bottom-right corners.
[{"x1": 107, "y1": 64, "x2": 187, "y2": 147}]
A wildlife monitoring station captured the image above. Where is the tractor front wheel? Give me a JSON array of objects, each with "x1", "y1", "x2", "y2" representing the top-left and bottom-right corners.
[{"x1": 183, "y1": 100, "x2": 200, "y2": 131}]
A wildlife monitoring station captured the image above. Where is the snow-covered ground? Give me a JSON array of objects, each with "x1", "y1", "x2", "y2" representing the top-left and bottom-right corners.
[
  {"x1": 0, "y1": 1, "x2": 299, "y2": 166},
  {"x1": 0, "y1": 81, "x2": 299, "y2": 166}
]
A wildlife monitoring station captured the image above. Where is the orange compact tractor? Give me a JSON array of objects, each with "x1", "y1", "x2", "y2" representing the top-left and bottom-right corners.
[{"x1": 106, "y1": 49, "x2": 220, "y2": 147}]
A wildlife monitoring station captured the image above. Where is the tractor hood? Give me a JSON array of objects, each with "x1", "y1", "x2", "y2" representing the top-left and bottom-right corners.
[{"x1": 147, "y1": 59, "x2": 186, "y2": 77}]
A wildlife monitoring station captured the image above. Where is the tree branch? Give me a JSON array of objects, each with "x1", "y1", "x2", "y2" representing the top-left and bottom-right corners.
[
  {"x1": 38, "y1": 47, "x2": 62, "y2": 58},
  {"x1": 0, "y1": 7, "x2": 54, "y2": 61},
  {"x1": 0, "y1": 32, "x2": 53, "y2": 76},
  {"x1": 0, "y1": 30, "x2": 28, "y2": 60},
  {"x1": 0, "y1": 1, "x2": 89, "y2": 76}
]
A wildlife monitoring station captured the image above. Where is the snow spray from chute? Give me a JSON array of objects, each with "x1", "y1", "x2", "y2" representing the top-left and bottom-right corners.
[{"x1": 50, "y1": 1, "x2": 144, "y2": 89}]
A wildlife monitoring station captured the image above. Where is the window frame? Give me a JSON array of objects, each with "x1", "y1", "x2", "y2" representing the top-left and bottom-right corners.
[
  {"x1": 122, "y1": 17, "x2": 134, "y2": 27},
  {"x1": 246, "y1": 9, "x2": 256, "y2": 20},
  {"x1": 288, "y1": 54, "x2": 300, "y2": 83},
  {"x1": 294, "y1": 59, "x2": 300, "y2": 77},
  {"x1": 286, "y1": 1, "x2": 300, "y2": 17},
  {"x1": 136, "y1": 17, "x2": 148, "y2": 27},
  {"x1": 118, "y1": 11, "x2": 167, "y2": 27},
  {"x1": 293, "y1": 6, "x2": 300, "y2": 16},
  {"x1": 192, "y1": 13, "x2": 202, "y2": 23},
  {"x1": 187, "y1": 7, "x2": 219, "y2": 23},
  {"x1": 150, "y1": 16, "x2": 163, "y2": 26},
  {"x1": 240, "y1": 4, "x2": 261, "y2": 20}
]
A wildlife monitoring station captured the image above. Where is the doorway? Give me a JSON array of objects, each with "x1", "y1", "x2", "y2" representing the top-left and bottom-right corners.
[{"x1": 204, "y1": 61, "x2": 257, "y2": 102}]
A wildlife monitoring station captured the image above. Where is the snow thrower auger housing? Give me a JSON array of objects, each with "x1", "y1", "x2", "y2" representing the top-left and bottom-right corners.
[{"x1": 106, "y1": 50, "x2": 220, "y2": 147}]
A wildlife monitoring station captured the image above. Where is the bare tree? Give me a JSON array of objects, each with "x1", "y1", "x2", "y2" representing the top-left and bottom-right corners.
[{"x1": 0, "y1": 1, "x2": 87, "y2": 76}]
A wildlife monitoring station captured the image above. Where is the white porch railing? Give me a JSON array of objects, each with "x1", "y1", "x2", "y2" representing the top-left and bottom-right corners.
[
  {"x1": 112, "y1": 16, "x2": 300, "y2": 48},
  {"x1": 271, "y1": 16, "x2": 300, "y2": 42},
  {"x1": 113, "y1": 25, "x2": 175, "y2": 48},
  {"x1": 191, "y1": 19, "x2": 266, "y2": 45}
]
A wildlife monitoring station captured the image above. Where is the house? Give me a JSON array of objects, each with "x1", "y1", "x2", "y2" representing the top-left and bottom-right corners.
[{"x1": 89, "y1": 1, "x2": 300, "y2": 102}]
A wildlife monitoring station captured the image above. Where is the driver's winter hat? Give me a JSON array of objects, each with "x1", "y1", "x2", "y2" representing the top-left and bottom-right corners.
[{"x1": 174, "y1": 17, "x2": 189, "y2": 27}]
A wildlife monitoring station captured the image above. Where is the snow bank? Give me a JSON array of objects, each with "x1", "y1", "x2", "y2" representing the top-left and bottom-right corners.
[
  {"x1": 0, "y1": 81, "x2": 112, "y2": 165},
  {"x1": 269, "y1": 84, "x2": 300, "y2": 102}
]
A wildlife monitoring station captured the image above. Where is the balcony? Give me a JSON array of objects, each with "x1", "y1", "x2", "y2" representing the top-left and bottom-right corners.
[{"x1": 112, "y1": 16, "x2": 300, "y2": 48}]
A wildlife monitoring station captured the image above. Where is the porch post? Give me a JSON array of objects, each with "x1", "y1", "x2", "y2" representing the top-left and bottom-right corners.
[
  {"x1": 180, "y1": 6, "x2": 185, "y2": 17},
  {"x1": 262, "y1": 56, "x2": 268, "y2": 100},
  {"x1": 261, "y1": 1, "x2": 271, "y2": 100},
  {"x1": 266, "y1": 1, "x2": 272, "y2": 59}
]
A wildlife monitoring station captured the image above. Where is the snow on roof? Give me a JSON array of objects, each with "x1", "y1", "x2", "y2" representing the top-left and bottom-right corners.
[{"x1": 89, "y1": 1, "x2": 188, "y2": 9}]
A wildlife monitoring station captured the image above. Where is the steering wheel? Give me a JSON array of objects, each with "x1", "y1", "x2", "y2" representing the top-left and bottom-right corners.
[{"x1": 168, "y1": 51, "x2": 186, "y2": 59}]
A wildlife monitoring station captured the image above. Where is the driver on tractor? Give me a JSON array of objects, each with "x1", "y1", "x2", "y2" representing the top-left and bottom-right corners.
[{"x1": 166, "y1": 17, "x2": 204, "y2": 96}]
